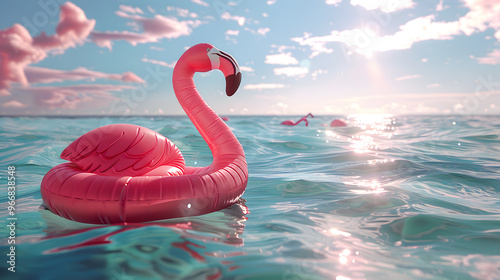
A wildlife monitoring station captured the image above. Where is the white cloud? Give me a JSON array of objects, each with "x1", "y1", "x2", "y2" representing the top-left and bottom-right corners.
[
  {"x1": 326, "y1": 0, "x2": 415, "y2": 11},
  {"x1": 273, "y1": 67, "x2": 309, "y2": 77},
  {"x1": 221, "y1": 12, "x2": 245, "y2": 26},
  {"x1": 267, "y1": 0, "x2": 278, "y2": 5},
  {"x1": 150, "y1": 46, "x2": 165, "y2": 51},
  {"x1": 311, "y1": 69, "x2": 328, "y2": 80},
  {"x1": 240, "y1": 66, "x2": 254, "y2": 72},
  {"x1": 191, "y1": 0, "x2": 209, "y2": 7},
  {"x1": 326, "y1": 0, "x2": 342, "y2": 6},
  {"x1": 350, "y1": 0, "x2": 415, "y2": 13},
  {"x1": 244, "y1": 27, "x2": 271, "y2": 36},
  {"x1": 266, "y1": 102, "x2": 289, "y2": 114},
  {"x1": 377, "y1": 15, "x2": 462, "y2": 51},
  {"x1": 265, "y1": 52, "x2": 299, "y2": 65},
  {"x1": 119, "y1": 5, "x2": 143, "y2": 14},
  {"x1": 225, "y1": 29, "x2": 239, "y2": 43},
  {"x1": 271, "y1": 44, "x2": 296, "y2": 53},
  {"x1": 291, "y1": 32, "x2": 335, "y2": 58},
  {"x1": 395, "y1": 74, "x2": 421, "y2": 81},
  {"x1": 226, "y1": 30, "x2": 239, "y2": 36},
  {"x1": 454, "y1": 103, "x2": 464, "y2": 111},
  {"x1": 258, "y1": 28, "x2": 270, "y2": 36},
  {"x1": 141, "y1": 58, "x2": 176, "y2": 68},
  {"x1": 293, "y1": 1, "x2": 500, "y2": 58},
  {"x1": 436, "y1": 0, "x2": 444, "y2": 11},
  {"x1": 244, "y1": 83, "x2": 285, "y2": 90},
  {"x1": 415, "y1": 103, "x2": 441, "y2": 113},
  {"x1": 331, "y1": 91, "x2": 500, "y2": 115},
  {"x1": 167, "y1": 7, "x2": 198, "y2": 18}
]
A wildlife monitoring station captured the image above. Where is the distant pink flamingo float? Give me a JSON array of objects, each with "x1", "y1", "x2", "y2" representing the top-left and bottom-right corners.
[
  {"x1": 41, "y1": 43, "x2": 248, "y2": 224},
  {"x1": 330, "y1": 119, "x2": 347, "y2": 127},
  {"x1": 281, "y1": 113, "x2": 314, "y2": 126}
]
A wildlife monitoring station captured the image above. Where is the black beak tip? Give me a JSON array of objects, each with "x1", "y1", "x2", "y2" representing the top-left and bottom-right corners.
[{"x1": 226, "y1": 72, "x2": 242, "y2": 97}]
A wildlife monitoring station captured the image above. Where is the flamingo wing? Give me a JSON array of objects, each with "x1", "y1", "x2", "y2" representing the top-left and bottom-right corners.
[{"x1": 61, "y1": 124, "x2": 185, "y2": 176}]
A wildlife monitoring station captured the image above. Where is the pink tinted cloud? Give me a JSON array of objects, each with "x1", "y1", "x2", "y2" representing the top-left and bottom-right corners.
[
  {"x1": 25, "y1": 67, "x2": 145, "y2": 84},
  {"x1": 91, "y1": 31, "x2": 151, "y2": 48},
  {"x1": 121, "y1": 72, "x2": 146, "y2": 83},
  {"x1": 0, "y1": 2, "x2": 145, "y2": 109},
  {"x1": 0, "y1": 24, "x2": 47, "y2": 90},
  {"x1": 16, "y1": 84, "x2": 135, "y2": 109},
  {"x1": 477, "y1": 49, "x2": 500, "y2": 65},
  {"x1": 191, "y1": 0, "x2": 209, "y2": 7},
  {"x1": 0, "y1": 2, "x2": 95, "y2": 93},
  {"x1": 2, "y1": 100, "x2": 27, "y2": 108},
  {"x1": 91, "y1": 11, "x2": 201, "y2": 49},
  {"x1": 32, "y1": 2, "x2": 95, "y2": 52}
]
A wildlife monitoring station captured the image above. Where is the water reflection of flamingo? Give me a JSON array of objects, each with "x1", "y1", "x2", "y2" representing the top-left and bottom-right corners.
[
  {"x1": 40, "y1": 199, "x2": 248, "y2": 254},
  {"x1": 39, "y1": 199, "x2": 249, "y2": 277},
  {"x1": 281, "y1": 113, "x2": 314, "y2": 126}
]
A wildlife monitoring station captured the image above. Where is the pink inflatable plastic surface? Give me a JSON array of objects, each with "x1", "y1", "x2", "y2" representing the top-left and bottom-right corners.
[
  {"x1": 281, "y1": 113, "x2": 314, "y2": 126},
  {"x1": 330, "y1": 119, "x2": 347, "y2": 127},
  {"x1": 41, "y1": 43, "x2": 248, "y2": 224}
]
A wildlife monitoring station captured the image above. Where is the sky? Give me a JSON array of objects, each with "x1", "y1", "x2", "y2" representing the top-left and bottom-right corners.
[{"x1": 0, "y1": 0, "x2": 499, "y2": 116}]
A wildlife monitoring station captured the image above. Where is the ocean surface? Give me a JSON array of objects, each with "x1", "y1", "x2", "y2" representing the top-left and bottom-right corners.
[{"x1": 0, "y1": 114, "x2": 499, "y2": 280}]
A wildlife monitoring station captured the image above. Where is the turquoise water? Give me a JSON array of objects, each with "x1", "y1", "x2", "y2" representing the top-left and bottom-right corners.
[{"x1": 0, "y1": 115, "x2": 499, "y2": 279}]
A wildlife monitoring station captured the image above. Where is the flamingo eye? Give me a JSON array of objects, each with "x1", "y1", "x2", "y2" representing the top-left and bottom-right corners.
[{"x1": 207, "y1": 48, "x2": 211, "y2": 52}]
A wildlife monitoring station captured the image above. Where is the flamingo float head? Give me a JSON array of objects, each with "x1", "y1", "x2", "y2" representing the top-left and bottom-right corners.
[{"x1": 179, "y1": 43, "x2": 241, "y2": 96}]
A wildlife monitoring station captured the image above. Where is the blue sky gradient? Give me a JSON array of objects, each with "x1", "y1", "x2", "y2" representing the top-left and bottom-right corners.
[{"x1": 1, "y1": 0, "x2": 499, "y2": 115}]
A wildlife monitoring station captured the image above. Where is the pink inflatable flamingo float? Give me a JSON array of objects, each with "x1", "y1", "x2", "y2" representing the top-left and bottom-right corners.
[
  {"x1": 330, "y1": 119, "x2": 347, "y2": 127},
  {"x1": 41, "y1": 43, "x2": 248, "y2": 224},
  {"x1": 281, "y1": 113, "x2": 314, "y2": 126}
]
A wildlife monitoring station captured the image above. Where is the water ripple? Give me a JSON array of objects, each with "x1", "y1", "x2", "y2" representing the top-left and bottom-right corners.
[{"x1": 1, "y1": 115, "x2": 500, "y2": 279}]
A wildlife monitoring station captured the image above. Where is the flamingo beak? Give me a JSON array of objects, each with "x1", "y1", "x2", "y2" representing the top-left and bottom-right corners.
[
  {"x1": 208, "y1": 47, "x2": 241, "y2": 96},
  {"x1": 225, "y1": 71, "x2": 241, "y2": 97}
]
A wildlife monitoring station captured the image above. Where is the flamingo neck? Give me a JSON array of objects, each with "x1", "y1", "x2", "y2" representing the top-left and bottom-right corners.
[
  {"x1": 172, "y1": 64, "x2": 244, "y2": 173},
  {"x1": 296, "y1": 118, "x2": 308, "y2": 126}
]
